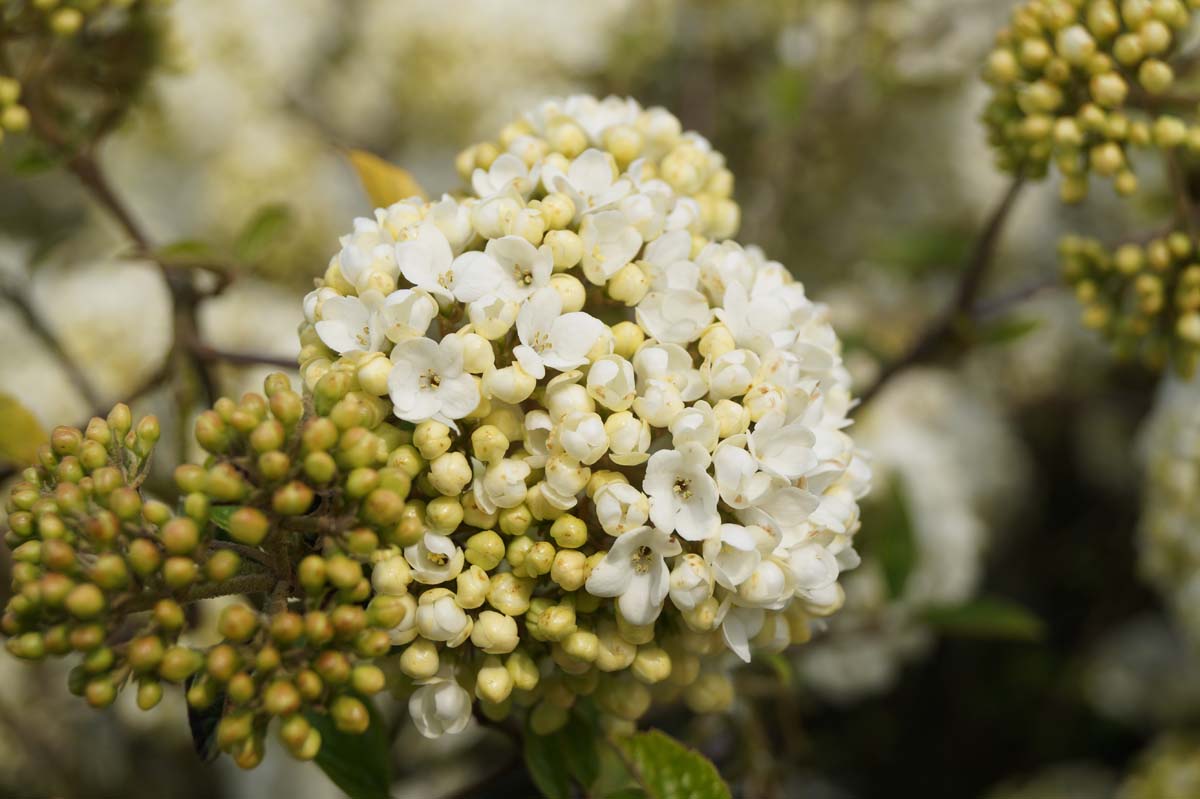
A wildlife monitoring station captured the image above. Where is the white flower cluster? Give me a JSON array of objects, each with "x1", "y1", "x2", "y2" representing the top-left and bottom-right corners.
[
  {"x1": 298, "y1": 95, "x2": 869, "y2": 737},
  {"x1": 797, "y1": 369, "x2": 1026, "y2": 701},
  {"x1": 1137, "y1": 372, "x2": 1200, "y2": 646}
]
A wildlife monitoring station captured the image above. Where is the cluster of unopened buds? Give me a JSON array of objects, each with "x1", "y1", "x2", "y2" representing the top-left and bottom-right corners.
[
  {"x1": 1060, "y1": 231, "x2": 1200, "y2": 372},
  {"x1": 2, "y1": 95, "x2": 869, "y2": 766},
  {"x1": 4, "y1": 0, "x2": 162, "y2": 39},
  {"x1": 983, "y1": 0, "x2": 1198, "y2": 202}
]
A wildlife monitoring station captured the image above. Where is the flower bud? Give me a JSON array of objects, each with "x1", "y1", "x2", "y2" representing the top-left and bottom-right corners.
[
  {"x1": 475, "y1": 655, "x2": 514, "y2": 704},
  {"x1": 456, "y1": 565, "x2": 491, "y2": 609},
  {"x1": 429, "y1": 452, "x2": 472, "y2": 496}
]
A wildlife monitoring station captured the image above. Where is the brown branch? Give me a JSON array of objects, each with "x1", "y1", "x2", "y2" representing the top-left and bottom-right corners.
[
  {"x1": 0, "y1": 282, "x2": 101, "y2": 409},
  {"x1": 191, "y1": 345, "x2": 298, "y2": 370},
  {"x1": 854, "y1": 176, "x2": 1025, "y2": 412},
  {"x1": 115, "y1": 572, "x2": 279, "y2": 614}
]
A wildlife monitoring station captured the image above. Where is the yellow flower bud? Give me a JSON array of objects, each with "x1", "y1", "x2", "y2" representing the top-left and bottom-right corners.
[
  {"x1": 545, "y1": 229, "x2": 584, "y2": 271},
  {"x1": 413, "y1": 421, "x2": 452, "y2": 460},
  {"x1": 428, "y1": 452, "x2": 472, "y2": 496},
  {"x1": 611, "y1": 321, "x2": 645, "y2": 360},
  {"x1": 471, "y1": 610, "x2": 520, "y2": 654},
  {"x1": 597, "y1": 676, "x2": 652, "y2": 721},
  {"x1": 632, "y1": 646, "x2": 672, "y2": 684},
  {"x1": 475, "y1": 656, "x2": 514, "y2": 704},
  {"x1": 371, "y1": 556, "x2": 412, "y2": 596},
  {"x1": 685, "y1": 671, "x2": 733, "y2": 713},
  {"x1": 550, "y1": 273, "x2": 587, "y2": 313},
  {"x1": 498, "y1": 503, "x2": 534, "y2": 536},
  {"x1": 1139, "y1": 58, "x2": 1174, "y2": 94},
  {"x1": 681, "y1": 596, "x2": 721, "y2": 632},
  {"x1": 487, "y1": 572, "x2": 534, "y2": 616},
  {"x1": 507, "y1": 650, "x2": 540, "y2": 691},
  {"x1": 465, "y1": 530, "x2": 505, "y2": 570},
  {"x1": 595, "y1": 623, "x2": 637, "y2": 672},
  {"x1": 425, "y1": 496, "x2": 464, "y2": 534},
  {"x1": 399, "y1": 638, "x2": 440, "y2": 680},
  {"x1": 470, "y1": 425, "x2": 509, "y2": 464},
  {"x1": 538, "y1": 193, "x2": 575, "y2": 230},
  {"x1": 483, "y1": 364, "x2": 537, "y2": 404},
  {"x1": 456, "y1": 565, "x2": 491, "y2": 609},
  {"x1": 549, "y1": 514, "x2": 588, "y2": 549},
  {"x1": 616, "y1": 614, "x2": 655, "y2": 645}
]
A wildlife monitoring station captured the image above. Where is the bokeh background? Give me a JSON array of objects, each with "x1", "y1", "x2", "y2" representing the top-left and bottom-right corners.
[{"x1": 1, "y1": 0, "x2": 1196, "y2": 797}]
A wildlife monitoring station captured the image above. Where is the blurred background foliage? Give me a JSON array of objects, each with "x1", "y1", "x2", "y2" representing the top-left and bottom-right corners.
[{"x1": 0, "y1": 0, "x2": 1196, "y2": 797}]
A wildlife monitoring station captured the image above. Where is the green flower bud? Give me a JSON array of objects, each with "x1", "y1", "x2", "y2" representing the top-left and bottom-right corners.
[
  {"x1": 154, "y1": 598, "x2": 185, "y2": 633},
  {"x1": 331, "y1": 695, "x2": 370, "y2": 734},
  {"x1": 298, "y1": 555, "x2": 327, "y2": 594},
  {"x1": 206, "y1": 548, "x2": 242, "y2": 582},
  {"x1": 229, "y1": 507, "x2": 270, "y2": 546},
  {"x1": 162, "y1": 556, "x2": 199, "y2": 589},
  {"x1": 65, "y1": 583, "x2": 104, "y2": 619},
  {"x1": 304, "y1": 451, "x2": 337, "y2": 484},
  {"x1": 137, "y1": 679, "x2": 163, "y2": 711},
  {"x1": 258, "y1": 451, "x2": 291, "y2": 482},
  {"x1": 161, "y1": 517, "x2": 200, "y2": 555},
  {"x1": 159, "y1": 645, "x2": 203, "y2": 683},
  {"x1": 263, "y1": 680, "x2": 302, "y2": 716},
  {"x1": 302, "y1": 417, "x2": 340, "y2": 452},
  {"x1": 218, "y1": 604, "x2": 260, "y2": 643}
]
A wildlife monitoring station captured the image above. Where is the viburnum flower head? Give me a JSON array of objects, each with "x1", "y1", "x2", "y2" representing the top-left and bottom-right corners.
[{"x1": 297, "y1": 94, "x2": 871, "y2": 741}]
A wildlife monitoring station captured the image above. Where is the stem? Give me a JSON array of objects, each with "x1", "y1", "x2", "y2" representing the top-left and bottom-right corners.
[
  {"x1": 1166, "y1": 148, "x2": 1197, "y2": 238},
  {"x1": 116, "y1": 572, "x2": 279, "y2": 614},
  {"x1": 854, "y1": 176, "x2": 1025, "y2": 412},
  {"x1": 191, "y1": 345, "x2": 298, "y2": 370}
]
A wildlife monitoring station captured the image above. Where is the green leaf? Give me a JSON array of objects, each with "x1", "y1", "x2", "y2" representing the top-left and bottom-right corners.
[
  {"x1": 0, "y1": 393, "x2": 47, "y2": 466},
  {"x1": 305, "y1": 704, "x2": 393, "y2": 799},
  {"x1": 157, "y1": 239, "x2": 219, "y2": 261},
  {"x1": 525, "y1": 707, "x2": 601, "y2": 799},
  {"x1": 920, "y1": 597, "x2": 1046, "y2": 642},
  {"x1": 234, "y1": 204, "x2": 295, "y2": 264},
  {"x1": 207, "y1": 505, "x2": 242, "y2": 534},
  {"x1": 616, "y1": 730, "x2": 730, "y2": 799},
  {"x1": 761, "y1": 652, "x2": 794, "y2": 688},
  {"x1": 869, "y1": 226, "x2": 973, "y2": 276},
  {"x1": 977, "y1": 316, "x2": 1041, "y2": 346},
  {"x1": 184, "y1": 675, "x2": 223, "y2": 763},
  {"x1": 859, "y1": 478, "x2": 918, "y2": 599}
]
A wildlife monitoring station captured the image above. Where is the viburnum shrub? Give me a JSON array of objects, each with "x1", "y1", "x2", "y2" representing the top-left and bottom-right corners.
[{"x1": 2, "y1": 95, "x2": 870, "y2": 774}]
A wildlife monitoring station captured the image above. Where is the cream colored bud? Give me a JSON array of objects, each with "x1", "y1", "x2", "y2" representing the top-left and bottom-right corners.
[
  {"x1": 587, "y1": 469, "x2": 628, "y2": 497},
  {"x1": 610, "y1": 321, "x2": 645, "y2": 360},
  {"x1": 709, "y1": 199, "x2": 740, "y2": 240},
  {"x1": 605, "y1": 411, "x2": 651, "y2": 465},
  {"x1": 545, "y1": 380, "x2": 594, "y2": 420},
  {"x1": 413, "y1": 421, "x2": 452, "y2": 460},
  {"x1": 713, "y1": 398, "x2": 750, "y2": 438},
  {"x1": 429, "y1": 452, "x2": 472, "y2": 496},
  {"x1": 509, "y1": 208, "x2": 545, "y2": 245},
  {"x1": 633, "y1": 381, "x2": 684, "y2": 428},
  {"x1": 545, "y1": 229, "x2": 584, "y2": 271},
  {"x1": 459, "y1": 332, "x2": 495, "y2": 374},
  {"x1": 550, "y1": 514, "x2": 589, "y2": 549},
  {"x1": 506, "y1": 650, "x2": 540, "y2": 691},
  {"x1": 524, "y1": 542, "x2": 556, "y2": 577},
  {"x1": 1090, "y1": 72, "x2": 1128, "y2": 107},
  {"x1": 538, "y1": 193, "x2": 575, "y2": 230},
  {"x1": 462, "y1": 492, "x2": 499, "y2": 529},
  {"x1": 632, "y1": 646, "x2": 672, "y2": 684},
  {"x1": 543, "y1": 453, "x2": 591, "y2": 501},
  {"x1": 664, "y1": 644, "x2": 701, "y2": 687},
  {"x1": 595, "y1": 623, "x2": 637, "y2": 672},
  {"x1": 1177, "y1": 312, "x2": 1200, "y2": 343},
  {"x1": 475, "y1": 656, "x2": 514, "y2": 704},
  {"x1": 456, "y1": 565, "x2": 491, "y2": 609},
  {"x1": 563, "y1": 629, "x2": 600, "y2": 662},
  {"x1": 399, "y1": 638, "x2": 440, "y2": 680},
  {"x1": 527, "y1": 483, "x2": 569, "y2": 520},
  {"x1": 699, "y1": 324, "x2": 736, "y2": 359},
  {"x1": 483, "y1": 364, "x2": 536, "y2": 404},
  {"x1": 1089, "y1": 142, "x2": 1124, "y2": 176},
  {"x1": 1139, "y1": 58, "x2": 1174, "y2": 94},
  {"x1": 465, "y1": 530, "x2": 505, "y2": 570},
  {"x1": 425, "y1": 496, "x2": 464, "y2": 534},
  {"x1": 471, "y1": 425, "x2": 509, "y2": 463},
  {"x1": 539, "y1": 604, "x2": 577, "y2": 641},
  {"x1": 416, "y1": 589, "x2": 472, "y2": 646},
  {"x1": 550, "y1": 273, "x2": 587, "y2": 312},
  {"x1": 603, "y1": 124, "x2": 644, "y2": 166},
  {"x1": 471, "y1": 610, "x2": 520, "y2": 654},
  {"x1": 355, "y1": 353, "x2": 393, "y2": 396},
  {"x1": 685, "y1": 672, "x2": 733, "y2": 713},
  {"x1": 607, "y1": 263, "x2": 651, "y2": 306},
  {"x1": 1154, "y1": 115, "x2": 1188, "y2": 147},
  {"x1": 371, "y1": 556, "x2": 412, "y2": 596},
  {"x1": 547, "y1": 121, "x2": 588, "y2": 157},
  {"x1": 598, "y1": 676, "x2": 652, "y2": 721},
  {"x1": 471, "y1": 193, "x2": 522, "y2": 240},
  {"x1": 468, "y1": 295, "x2": 519, "y2": 340},
  {"x1": 487, "y1": 572, "x2": 534, "y2": 616},
  {"x1": 681, "y1": 596, "x2": 720, "y2": 632},
  {"x1": 550, "y1": 550, "x2": 588, "y2": 591},
  {"x1": 617, "y1": 614, "x2": 655, "y2": 645},
  {"x1": 1055, "y1": 24, "x2": 1096, "y2": 65},
  {"x1": 498, "y1": 503, "x2": 534, "y2": 536}
]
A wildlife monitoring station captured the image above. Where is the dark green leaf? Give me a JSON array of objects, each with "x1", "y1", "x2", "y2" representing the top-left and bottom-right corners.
[
  {"x1": 859, "y1": 478, "x2": 918, "y2": 599},
  {"x1": 616, "y1": 730, "x2": 730, "y2": 799},
  {"x1": 207, "y1": 505, "x2": 242, "y2": 534},
  {"x1": 184, "y1": 676, "x2": 223, "y2": 763},
  {"x1": 977, "y1": 316, "x2": 1041, "y2": 346},
  {"x1": 869, "y1": 226, "x2": 973, "y2": 276},
  {"x1": 524, "y1": 707, "x2": 601, "y2": 799},
  {"x1": 234, "y1": 204, "x2": 295, "y2": 264},
  {"x1": 604, "y1": 791, "x2": 647, "y2": 799},
  {"x1": 920, "y1": 597, "x2": 1046, "y2": 642},
  {"x1": 306, "y1": 704, "x2": 393, "y2": 799}
]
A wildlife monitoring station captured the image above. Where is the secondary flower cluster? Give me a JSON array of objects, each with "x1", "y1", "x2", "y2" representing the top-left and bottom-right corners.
[
  {"x1": 982, "y1": 0, "x2": 1193, "y2": 203},
  {"x1": 1059, "y1": 231, "x2": 1200, "y2": 374},
  {"x1": 298, "y1": 94, "x2": 869, "y2": 737}
]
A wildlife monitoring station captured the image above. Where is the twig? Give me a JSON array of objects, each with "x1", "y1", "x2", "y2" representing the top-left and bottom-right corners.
[
  {"x1": 973, "y1": 274, "x2": 1061, "y2": 320},
  {"x1": 115, "y1": 572, "x2": 278, "y2": 614},
  {"x1": 0, "y1": 282, "x2": 101, "y2": 409},
  {"x1": 854, "y1": 176, "x2": 1025, "y2": 411},
  {"x1": 191, "y1": 345, "x2": 298, "y2": 370},
  {"x1": 1166, "y1": 148, "x2": 1197, "y2": 238}
]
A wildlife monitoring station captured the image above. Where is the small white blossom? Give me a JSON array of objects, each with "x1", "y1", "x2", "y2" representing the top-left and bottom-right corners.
[
  {"x1": 473, "y1": 152, "x2": 541, "y2": 199},
  {"x1": 635, "y1": 289, "x2": 713, "y2": 344},
  {"x1": 410, "y1": 675, "x2": 473, "y2": 738},
  {"x1": 405, "y1": 532, "x2": 466, "y2": 585},
  {"x1": 579, "y1": 210, "x2": 642, "y2": 285},
  {"x1": 594, "y1": 481, "x2": 650, "y2": 536},
  {"x1": 644, "y1": 443, "x2": 721, "y2": 542},
  {"x1": 486, "y1": 235, "x2": 553, "y2": 302},
  {"x1": 514, "y1": 288, "x2": 605, "y2": 379},
  {"x1": 585, "y1": 526, "x2": 682, "y2": 626},
  {"x1": 388, "y1": 335, "x2": 480, "y2": 427}
]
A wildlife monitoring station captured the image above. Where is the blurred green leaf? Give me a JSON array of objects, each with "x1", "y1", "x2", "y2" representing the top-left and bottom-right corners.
[
  {"x1": 0, "y1": 393, "x2": 47, "y2": 466},
  {"x1": 762, "y1": 651, "x2": 794, "y2": 688},
  {"x1": 616, "y1": 730, "x2": 730, "y2": 799},
  {"x1": 306, "y1": 704, "x2": 392, "y2": 799},
  {"x1": 234, "y1": 204, "x2": 295, "y2": 264},
  {"x1": 184, "y1": 675, "x2": 223, "y2": 763},
  {"x1": 920, "y1": 597, "x2": 1046, "y2": 642},
  {"x1": 207, "y1": 505, "x2": 242, "y2": 534},
  {"x1": 6, "y1": 143, "x2": 63, "y2": 176},
  {"x1": 870, "y1": 226, "x2": 973, "y2": 276},
  {"x1": 976, "y1": 316, "x2": 1041, "y2": 346},
  {"x1": 525, "y1": 707, "x2": 601, "y2": 799},
  {"x1": 158, "y1": 239, "x2": 219, "y2": 261},
  {"x1": 860, "y1": 478, "x2": 918, "y2": 599}
]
